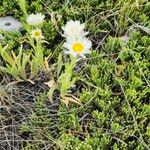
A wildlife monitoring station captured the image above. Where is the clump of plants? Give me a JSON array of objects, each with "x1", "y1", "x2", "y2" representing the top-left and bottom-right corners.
[{"x1": 0, "y1": 0, "x2": 150, "y2": 149}]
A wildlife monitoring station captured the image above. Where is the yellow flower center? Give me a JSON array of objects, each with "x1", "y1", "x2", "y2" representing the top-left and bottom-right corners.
[
  {"x1": 72, "y1": 43, "x2": 84, "y2": 53},
  {"x1": 34, "y1": 31, "x2": 41, "y2": 37}
]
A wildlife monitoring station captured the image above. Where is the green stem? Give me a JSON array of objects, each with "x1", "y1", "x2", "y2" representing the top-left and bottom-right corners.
[{"x1": 35, "y1": 39, "x2": 44, "y2": 68}]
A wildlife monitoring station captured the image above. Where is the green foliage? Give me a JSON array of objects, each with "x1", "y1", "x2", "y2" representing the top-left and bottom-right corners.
[
  {"x1": 0, "y1": 44, "x2": 31, "y2": 80},
  {"x1": 0, "y1": 43, "x2": 49, "y2": 81},
  {"x1": 58, "y1": 132, "x2": 111, "y2": 150},
  {"x1": 17, "y1": 0, "x2": 27, "y2": 16},
  {"x1": 20, "y1": 93, "x2": 54, "y2": 149},
  {"x1": 0, "y1": 0, "x2": 150, "y2": 149},
  {"x1": 0, "y1": 0, "x2": 17, "y2": 15},
  {"x1": 58, "y1": 55, "x2": 76, "y2": 96},
  {"x1": 42, "y1": 21, "x2": 57, "y2": 45}
]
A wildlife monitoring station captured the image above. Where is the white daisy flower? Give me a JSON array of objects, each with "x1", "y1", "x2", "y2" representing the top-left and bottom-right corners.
[
  {"x1": 62, "y1": 20, "x2": 89, "y2": 40},
  {"x1": 63, "y1": 37, "x2": 92, "y2": 58},
  {"x1": 27, "y1": 13, "x2": 45, "y2": 25},
  {"x1": 31, "y1": 28, "x2": 44, "y2": 40}
]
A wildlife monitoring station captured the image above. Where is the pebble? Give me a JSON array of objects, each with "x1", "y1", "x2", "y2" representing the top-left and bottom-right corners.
[{"x1": 0, "y1": 16, "x2": 22, "y2": 39}]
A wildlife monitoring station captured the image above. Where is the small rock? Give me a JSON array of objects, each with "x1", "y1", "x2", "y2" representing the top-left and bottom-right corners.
[{"x1": 0, "y1": 16, "x2": 22, "y2": 31}]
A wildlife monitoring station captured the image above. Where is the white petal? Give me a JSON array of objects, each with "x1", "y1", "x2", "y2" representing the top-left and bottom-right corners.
[{"x1": 62, "y1": 20, "x2": 88, "y2": 39}]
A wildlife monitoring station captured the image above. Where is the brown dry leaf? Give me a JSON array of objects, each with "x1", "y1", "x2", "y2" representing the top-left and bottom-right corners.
[
  {"x1": 70, "y1": 95, "x2": 82, "y2": 103},
  {"x1": 68, "y1": 97, "x2": 82, "y2": 105},
  {"x1": 61, "y1": 96, "x2": 70, "y2": 108},
  {"x1": 61, "y1": 95, "x2": 82, "y2": 107},
  {"x1": 44, "y1": 57, "x2": 50, "y2": 71},
  {"x1": 27, "y1": 79, "x2": 35, "y2": 84},
  {"x1": 44, "y1": 80, "x2": 55, "y2": 88}
]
